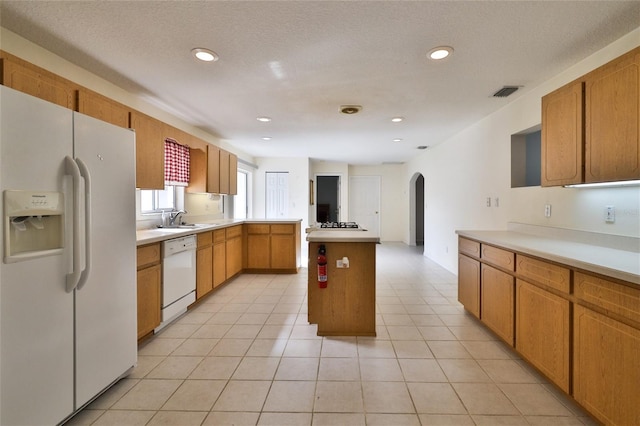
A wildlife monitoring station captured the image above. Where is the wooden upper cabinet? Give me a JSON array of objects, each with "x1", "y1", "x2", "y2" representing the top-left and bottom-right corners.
[
  {"x1": 219, "y1": 149, "x2": 230, "y2": 194},
  {"x1": 1, "y1": 51, "x2": 76, "y2": 109},
  {"x1": 77, "y1": 88, "x2": 129, "y2": 128},
  {"x1": 229, "y1": 153, "x2": 238, "y2": 195},
  {"x1": 541, "y1": 46, "x2": 640, "y2": 186},
  {"x1": 541, "y1": 80, "x2": 584, "y2": 186},
  {"x1": 584, "y1": 47, "x2": 640, "y2": 183},
  {"x1": 207, "y1": 145, "x2": 221, "y2": 194},
  {"x1": 130, "y1": 110, "x2": 165, "y2": 189},
  {"x1": 188, "y1": 144, "x2": 221, "y2": 193}
]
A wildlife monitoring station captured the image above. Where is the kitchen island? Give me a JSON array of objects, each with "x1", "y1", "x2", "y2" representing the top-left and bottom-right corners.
[{"x1": 307, "y1": 229, "x2": 380, "y2": 336}]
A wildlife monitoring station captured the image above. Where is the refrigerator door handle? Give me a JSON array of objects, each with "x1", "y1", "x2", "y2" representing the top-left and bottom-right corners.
[
  {"x1": 76, "y1": 158, "x2": 92, "y2": 291},
  {"x1": 64, "y1": 156, "x2": 83, "y2": 293}
]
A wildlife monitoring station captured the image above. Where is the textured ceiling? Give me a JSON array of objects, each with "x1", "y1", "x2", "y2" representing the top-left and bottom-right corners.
[{"x1": 1, "y1": 1, "x2": 639, "y2": 164}]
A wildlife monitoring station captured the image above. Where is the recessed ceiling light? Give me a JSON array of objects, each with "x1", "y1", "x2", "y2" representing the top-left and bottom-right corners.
[
  {"x1": 191, "y1": 48, "x2": 219, "y2": 62},
  {"x1": 391, "y1": 117, "x2": 404, "y2": 123},
  {"x1": 393, "y1": 138, "x2": 403, "y2": 142},
  {"x1": 256, "y1": 117, "x2": 272, "y2": 122},
  {"x1": 261, "y1": 137, "x2": 272, "y2": 141},
  {"x1": 428, "y1": 46, "x2": 453, "y2": 60}
]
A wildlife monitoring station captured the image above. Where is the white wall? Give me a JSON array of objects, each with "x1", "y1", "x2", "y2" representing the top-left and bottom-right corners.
[
  {"x1": 253, "y1": 157, "x2": 311, "y2": 263},
  {"x1": 405, "y1": 28, "x2": 640, "y2": 275}
]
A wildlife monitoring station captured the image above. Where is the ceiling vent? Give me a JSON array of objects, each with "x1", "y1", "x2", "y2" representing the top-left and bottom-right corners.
[
  {"x1": 493, "y1": 86, "x2": 520, "y2": 97},
  {"x1": 340, "y1": 105, "x2": 362, "y2": 115}
]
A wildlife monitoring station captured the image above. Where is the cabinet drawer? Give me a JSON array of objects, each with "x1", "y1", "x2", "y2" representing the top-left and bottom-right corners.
[
  {"x1": 197, "y1": 231, "x2": 213, "y2": 247},
  {"x1": 226, "y1": 225, "x2": 242, "y2": 239},
  {"x1": 246, "y1": 224, "x2": 270, "y2": 234},
  {"x1": 575, "y1": 272, "x2": 640, "y2": 326},
  {"x1": 271, "y1": 224, "x2": 295, "y2": 234},
  {"x1": 459, "y1": 237, "x2": 480, "y2": 257},
  {"x1": 137, "y1": 243, "x2": 160, "y2": 269},
  {"x1": 481, "y1": 244, "x2": 515, "y2": 271},
  {"x1": 516, "y1": 255, "x2": 570, "y2": 294},
  {"x1": 213, "y1": 229, "x2": 226, "y2": 244}
]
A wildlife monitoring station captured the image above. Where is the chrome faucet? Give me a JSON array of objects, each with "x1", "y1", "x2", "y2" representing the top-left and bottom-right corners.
[{"x1": 168, "y1": 210, "x2": 187, "y2": 226}]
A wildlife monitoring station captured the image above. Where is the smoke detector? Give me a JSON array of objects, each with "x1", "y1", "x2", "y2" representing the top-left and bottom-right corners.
[{"x1": 340, "y1": 105, "x2": 362, "y2": 115}]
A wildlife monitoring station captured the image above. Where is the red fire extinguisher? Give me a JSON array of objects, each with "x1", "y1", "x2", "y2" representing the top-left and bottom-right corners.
[{"x1": 317, "y1": 244, "x2": 328, "y2": 288}]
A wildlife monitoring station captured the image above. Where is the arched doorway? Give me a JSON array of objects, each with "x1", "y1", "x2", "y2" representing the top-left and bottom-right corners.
[{"x1": 409, "y1": 173, "x2": 424, "y2": 247}]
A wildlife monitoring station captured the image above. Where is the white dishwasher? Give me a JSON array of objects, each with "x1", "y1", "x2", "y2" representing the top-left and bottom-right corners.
[{"x1": 157, "y1": 235, "x2": 197, "y2": 331}]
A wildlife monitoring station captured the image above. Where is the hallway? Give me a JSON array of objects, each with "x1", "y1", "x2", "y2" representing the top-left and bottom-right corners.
[{"x1": 69, "y1": 242, "x2": 594, "y2": 425}]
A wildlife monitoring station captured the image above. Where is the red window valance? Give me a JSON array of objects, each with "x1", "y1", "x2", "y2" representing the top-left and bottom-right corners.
[{"x1": 164, "y1": 138, "x2": 190, "y2": 186}]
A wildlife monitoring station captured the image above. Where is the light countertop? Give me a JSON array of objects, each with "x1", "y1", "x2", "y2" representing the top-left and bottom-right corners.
[
  {"x1": 306, "y1": 229, "x2": 380, "y2": 243},
  {"x1": 137, "y1": 218, "x2": 302, "y2": 246},
  {"x1": 456, "y1": 230, "x2": 640, "y2": 285}
]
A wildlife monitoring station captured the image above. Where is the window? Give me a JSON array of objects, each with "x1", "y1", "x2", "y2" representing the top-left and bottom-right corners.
[
  {"x1": 140, "y1": 186, "x2": 176, "y2": 213},
  {"x1": 234, "y1": 170, "x2": 249, "y2": 219}
]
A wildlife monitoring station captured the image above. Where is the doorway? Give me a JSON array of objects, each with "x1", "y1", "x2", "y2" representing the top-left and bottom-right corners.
[
  {"x1": 265, "y1": 172, "x2": 289, "y2": 218},
  {"x1": 349, "y1": 176, "x2": 380, "y2": 237},
  {"x1": 409, "y1": 173, "x2": 424, "y2": 247},
  {"x1": 316, "y1": 175, "x2": 340, "y2": 222}
]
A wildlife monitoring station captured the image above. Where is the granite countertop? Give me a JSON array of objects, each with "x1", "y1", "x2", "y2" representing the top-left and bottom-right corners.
[
  {"x1": 456, "y1": 230, "x2": 640, "y2": 285},
  {"x1": 306, "y1": 229, "x2": 380, "y2": 243},
  {"x1": 137, "y1": 218, "x2": 302, "y2": 246}
]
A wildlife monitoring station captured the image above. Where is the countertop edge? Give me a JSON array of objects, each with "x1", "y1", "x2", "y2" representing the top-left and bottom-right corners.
[
  {"x1": 137, "y1": 219, "x2": 302, "y2": 246},
  {"x1": 456, "y1": 230, "x2": 640, "y2": 285},
  {"x1": 306, "y1": 230, "x2": 380, "y2": 243}
]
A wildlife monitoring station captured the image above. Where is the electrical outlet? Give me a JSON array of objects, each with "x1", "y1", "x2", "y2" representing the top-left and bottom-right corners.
[
  {"x1": 544, "y1": 204, "x2": 551, "y2": 218},
  {"x1": 605, "y1": 205, "x2": 615, "y2": 223}
]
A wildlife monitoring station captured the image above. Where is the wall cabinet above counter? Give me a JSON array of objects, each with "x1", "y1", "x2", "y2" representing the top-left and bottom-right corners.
[
  {"x1": 541, "y1": 46, "x2": 640, "y2": 186},
  {"x1": 0, "y1": 50, "x2": 239, "y2": 192},
  {"x1": 187, "y1": 145, "x2": 238, "y2": 195}
]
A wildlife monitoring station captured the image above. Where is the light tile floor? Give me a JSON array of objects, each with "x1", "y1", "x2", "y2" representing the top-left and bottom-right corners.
[{"x1": 69, "y1": 243, "x2": 596, "y2": 426}]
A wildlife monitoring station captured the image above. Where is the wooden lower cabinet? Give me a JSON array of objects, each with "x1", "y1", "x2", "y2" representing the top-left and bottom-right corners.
[
  {"x1": 136, "y1": 243, "x2": 161, "y2": 340},
  {"x1": 457, "y1": 234, "x2": 639, "y2": 425},
  {"x1": 271, "y1": 233, "x2": 296, "y2": 269},
  {"x1": 246, "y1": 224, "x2": 271, "y2": 269},
  {"x1": 480, "y1": 264, "x2": 514, "y2": 345},
  {"x1": 226, "y1": 226, "x2": 243, "y2": 279},
  {"x1": 516, "y1": 279, "x2": 570, "y2": 392},
  {"x1": 213, "y1": 238, "x2": 226, "y2": 288},
  {"x1": 245, "y1": 223, "x2": 300, "y2": 272},
  {"x1": 574, "y1": 305, "x2": 640, "y2": 426},
  {"x1": 458, "y1": 254, "x2": 480, "y2": 318},
  {"x1": 196, "y1": 245, "x2": 213, "y2": 298}
]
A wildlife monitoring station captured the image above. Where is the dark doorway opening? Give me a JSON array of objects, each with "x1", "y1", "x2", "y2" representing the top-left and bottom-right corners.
[{"x1": 316, "y1": 176, "x2": 340, "y2": 222}]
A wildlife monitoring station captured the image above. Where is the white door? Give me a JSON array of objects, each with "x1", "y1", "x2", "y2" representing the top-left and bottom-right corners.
[
  {"x1": 73, "y1": 112, "x2": 137, "y2": 408},
  {"x1": 266, "y1": 172, "x2": 289, "y2": 218},
  {"x1": 349, "y1": 176, "x2": 381, "y2": 236},
  {"x1": 0, "y1": 86, "x2": 75, "y2": 425}
]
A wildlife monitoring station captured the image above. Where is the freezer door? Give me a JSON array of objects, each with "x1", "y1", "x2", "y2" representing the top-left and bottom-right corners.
[
  {"x1": 72, "y1": 112, "x2": 137, "y2": 408},
  {"x1": 0, "y1": 86, "x2": 75, "y2": 425}
]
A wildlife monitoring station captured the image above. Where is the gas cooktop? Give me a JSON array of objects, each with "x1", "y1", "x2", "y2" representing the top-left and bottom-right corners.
[{"x1": 320, "y1": 221, "x2": 359, "y2": 229}]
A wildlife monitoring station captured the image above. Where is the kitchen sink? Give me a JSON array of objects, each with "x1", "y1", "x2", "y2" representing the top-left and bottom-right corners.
[{"x1": 156, "y1": 223, "x2": 213, "y2": 231}]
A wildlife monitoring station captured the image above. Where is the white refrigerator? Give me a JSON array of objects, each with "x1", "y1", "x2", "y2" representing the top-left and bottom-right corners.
[{"x1": 0, "y1": 86, "x2": 137, "y2": 425}]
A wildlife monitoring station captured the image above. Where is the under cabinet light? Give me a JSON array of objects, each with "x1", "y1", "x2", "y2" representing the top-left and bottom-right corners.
[{"x1": 564, "y1": 180, "x2": 640, "y2": 189}]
